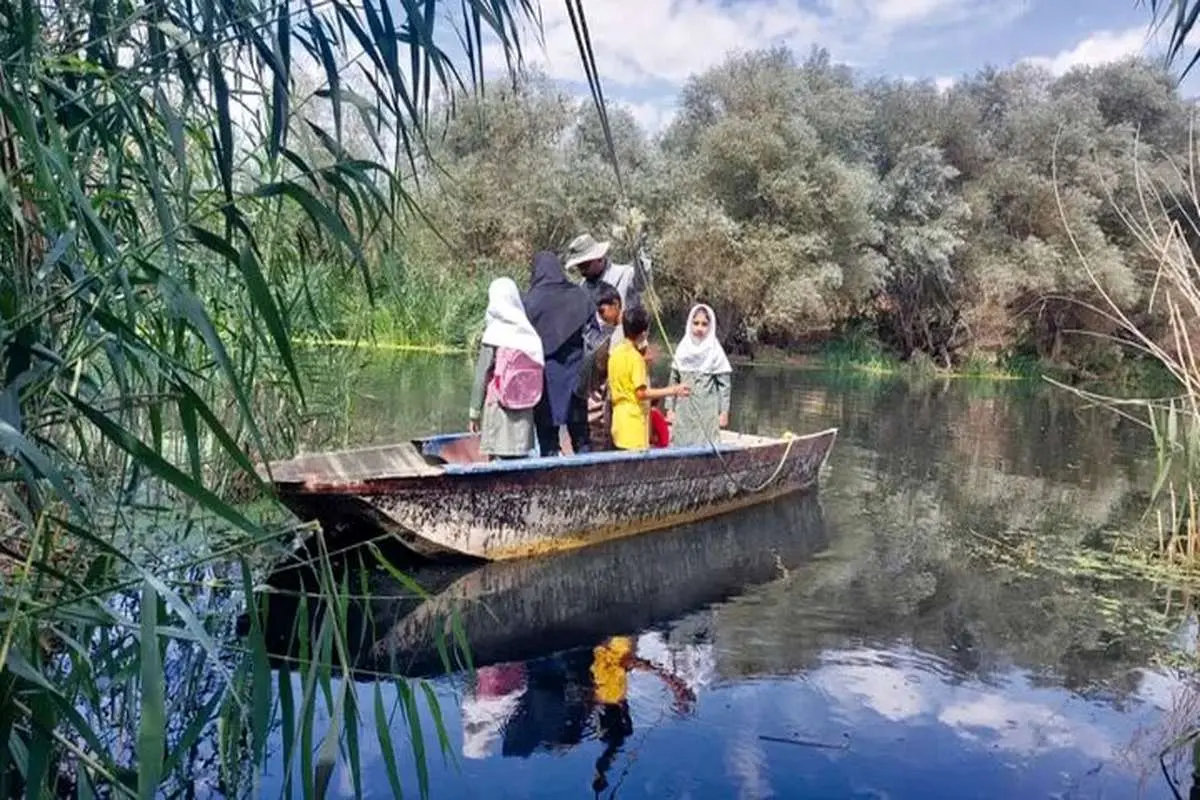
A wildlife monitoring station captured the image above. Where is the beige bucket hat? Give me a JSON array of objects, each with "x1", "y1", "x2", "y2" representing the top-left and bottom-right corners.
[{"x1": 563, "y1": 233, "x2": 611, "y2": 271}]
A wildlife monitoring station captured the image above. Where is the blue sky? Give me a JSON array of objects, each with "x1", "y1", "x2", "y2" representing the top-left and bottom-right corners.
[{"x1": 492, "y1": 0, "x2": 1195, "y2": 131}]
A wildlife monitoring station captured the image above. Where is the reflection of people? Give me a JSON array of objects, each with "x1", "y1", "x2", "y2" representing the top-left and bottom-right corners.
[
  {"x1": 588, "y1": 636, "x2": 697, "y2": 793},
  {"x1": 500, "y1": 651, "x2": 594, "y2": 758},
  {"x1": 461, "y1": 639, "x2": 699, "y2": 790},
  {"x1": 592, "y1": 700, "x2": 633, "y2": 794},
  {"x1": 461, "y1": 663, "x2": 528, "y2": 759},
  {"x1": 636, "y1": 631, "x2": 715, "y2": 697}
]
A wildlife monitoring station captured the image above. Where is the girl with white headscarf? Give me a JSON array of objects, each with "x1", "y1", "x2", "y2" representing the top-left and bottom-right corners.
[
  {"x1": 469, "y1": 278, "x2": 543, "y2": 458},
  {"x1": 665, "y1": 304, "x2": 732, "y2": 448}
]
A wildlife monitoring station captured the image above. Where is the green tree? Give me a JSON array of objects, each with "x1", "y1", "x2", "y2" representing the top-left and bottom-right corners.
[
  {"x1": 393, "y1": 41, "x2": 1196, "y2": 373},
  {"x1": 655, "y1": 48, "x2": 884, "y2": 347},
  {"x1": 874, "y1": 145, "x2": 971, "y2": 364}
]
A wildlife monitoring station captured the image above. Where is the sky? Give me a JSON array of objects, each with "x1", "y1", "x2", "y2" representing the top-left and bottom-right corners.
[{"x1": 485, "y1": 0, "x2": 1197, "y2": 133}]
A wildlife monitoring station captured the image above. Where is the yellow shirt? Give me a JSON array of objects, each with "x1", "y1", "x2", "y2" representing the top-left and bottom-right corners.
[
  {"x1": 608, "y1": 340, "x2": 649, "y2": 450},
  {"x1": 591, "y1": 636, "x2": 634, "y2": 705}
]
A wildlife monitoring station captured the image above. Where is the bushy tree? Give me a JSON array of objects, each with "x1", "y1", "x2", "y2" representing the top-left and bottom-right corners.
[
  {"x1": 654, "y1": 48, "x2": 884, "y2": 348},
  {"x1": 401, "y1": 49, "x2": 1197, "y2": 371},
  {"x1": 874, "y1": 145, "x2": 971, "y2": 364}
]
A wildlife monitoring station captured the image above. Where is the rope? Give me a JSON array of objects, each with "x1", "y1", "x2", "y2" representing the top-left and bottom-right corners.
[
  {"x1": 564, "y1": 0, "x2": 625, "y2": 199},
  {"x1": 563, "y1": 0, "x2": 796, "y2": 494}
]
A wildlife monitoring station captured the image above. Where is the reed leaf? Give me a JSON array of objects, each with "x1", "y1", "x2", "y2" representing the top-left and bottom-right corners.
[
  {"x1": 374, "y1": 681, "x2": 406, "y2": 799},
  {"x1": 137, "y1": 581, "x2": 165, "y2": 800},
  {"x1": 1140, "y1": 1, "x2": 1200, "y2": 76},
  {"x1": 0, "y1": 0, "x2": 538, "y2": 791}
]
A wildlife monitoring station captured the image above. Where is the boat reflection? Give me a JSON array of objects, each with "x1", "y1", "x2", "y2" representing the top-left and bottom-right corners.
[
  {"x1": 257, "y1": 492, "x2": 829, "y2": 777},
  {"x1": 371, "y1": 492, "x2": 826, "y2": 677}
]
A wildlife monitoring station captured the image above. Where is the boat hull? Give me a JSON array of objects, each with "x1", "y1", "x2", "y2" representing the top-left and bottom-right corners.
[{"x1": 273, "y1": 428, "x2": 837, "y2": 561}]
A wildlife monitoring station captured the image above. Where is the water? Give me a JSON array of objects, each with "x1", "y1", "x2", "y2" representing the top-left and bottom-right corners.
[{"x1": 263, "y1": 352, "x2": 1194, "y2": 798}]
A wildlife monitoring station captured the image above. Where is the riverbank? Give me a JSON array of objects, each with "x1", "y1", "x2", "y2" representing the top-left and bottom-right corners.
[{"x1": 293, "y1": 332, "x2": 1178, "y2": 396}]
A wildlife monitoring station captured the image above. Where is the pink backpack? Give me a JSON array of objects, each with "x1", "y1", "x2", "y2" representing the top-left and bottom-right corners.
[{"x1": 490, "y1": 347, "x2": 543, "y2": 410}]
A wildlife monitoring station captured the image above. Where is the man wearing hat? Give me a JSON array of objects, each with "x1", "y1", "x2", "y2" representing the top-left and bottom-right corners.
[
  {"x1": 563, "y1": 232, "x2": 648, "y2": 347},
  {"x1": 563, "y1": 233, "x2": 645, "y2": 313}
]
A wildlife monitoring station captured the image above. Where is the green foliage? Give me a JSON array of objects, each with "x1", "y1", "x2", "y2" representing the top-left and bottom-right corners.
[
  {"x1": 875, "y1": 145, "x2": 971, "y2": 364},
  {"x1": 0, "y1": 0, "x2": 533, "y2": 792},
  {"x1": 290, "y1": 254, "x2": 498, "y2": 348},
  {"x1": 406, "y1": 49, "x2": 1197, "y2": 377}
]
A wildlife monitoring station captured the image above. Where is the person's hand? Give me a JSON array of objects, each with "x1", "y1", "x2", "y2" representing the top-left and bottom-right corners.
[
  {"x1": 718, "y1": 412, "x2": 729, "y2": 428},
  {"x1": 666, "y1": 410, "x2": 676, "y2": 425},
  {"x1": 673, "y1": 384, "x2": 691, "y2": 398},
  {"x1": 468, "y1": 418, "x2": 479, "y2": 434}
]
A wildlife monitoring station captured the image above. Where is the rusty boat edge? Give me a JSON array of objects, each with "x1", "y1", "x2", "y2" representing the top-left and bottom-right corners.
[{"x1": 264, "y1": 427, "x2": 838, "y2": 562}]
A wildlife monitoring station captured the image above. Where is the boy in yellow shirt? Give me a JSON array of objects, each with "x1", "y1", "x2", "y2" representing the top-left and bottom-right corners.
[{"x1": 607, "y1": 307, "x2": 689, "y2": 450}]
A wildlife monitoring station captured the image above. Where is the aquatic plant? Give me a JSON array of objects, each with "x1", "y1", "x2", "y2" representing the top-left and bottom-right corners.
[
  {"x1": 0, "y1": 0, "x2": 536, "y2": 793},
  {"x1": 1045, "y1": 119, "x2": 1200, "y2": 569}
]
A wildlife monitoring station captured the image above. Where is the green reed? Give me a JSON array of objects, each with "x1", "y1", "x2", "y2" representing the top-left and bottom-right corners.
[{"x1": 0, "y1": 0, "x2": 536, "y2": 792}]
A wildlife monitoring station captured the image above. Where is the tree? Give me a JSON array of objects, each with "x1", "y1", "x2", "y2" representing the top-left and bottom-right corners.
[
  {"x1": 655, "y1": 49, "x2": 885, "y2": 347},
  {"x1": 874, "y1": 145, "x2": 971, "y2": 364},
  {"x1": 383, "y1": 44, "x2": 1196, "y2": 372}
]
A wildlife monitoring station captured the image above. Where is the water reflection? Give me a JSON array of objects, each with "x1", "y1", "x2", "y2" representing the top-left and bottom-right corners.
[
  {"x1": 262, "y1": 357, "x2": 1192, "y2": 798},
  {"x1": 459, "y1": 632, "x2": 707, "y2": 793},
  {"x1": 261, "y1": 491, "x2": 827, "y2": 676},
  {"x1": 259, "y1": 492, "x2": 831, "y2": 794}
]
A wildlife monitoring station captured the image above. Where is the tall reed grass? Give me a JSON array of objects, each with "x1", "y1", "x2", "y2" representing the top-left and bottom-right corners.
[
  {"x1": 0, "y1": 0, "x2": 536, "y2": 793},
  {"x1": 1050, "y1": 124, "x2": 1200, "y2": 568},
  {"x1": 291, "y1": 255, "x2": 502, "y2": 350}
]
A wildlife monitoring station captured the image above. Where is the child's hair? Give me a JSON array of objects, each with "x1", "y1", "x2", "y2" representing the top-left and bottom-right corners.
[
  {"x1": 594, "y1": 282, "x2": 621, "y2": 309},
  {"x1": 622, "y1": 305, "x2": 650, "y2": 340},
  {"x1": 692, "y1": 305, "x2": 710, "y2": 323}
]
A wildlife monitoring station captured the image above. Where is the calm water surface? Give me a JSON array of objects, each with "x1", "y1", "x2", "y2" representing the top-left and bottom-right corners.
[{"x1": 262, "y1": 351, "x2": 1197, "y2": 799}]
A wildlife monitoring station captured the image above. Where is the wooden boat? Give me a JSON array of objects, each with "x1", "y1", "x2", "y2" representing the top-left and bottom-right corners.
[
  {"x1": 257, "y1": 491, "x2": 830, "y2": 679},
  {"x1": 264, "y1": 427, "x2": 837, "y2": 562}
]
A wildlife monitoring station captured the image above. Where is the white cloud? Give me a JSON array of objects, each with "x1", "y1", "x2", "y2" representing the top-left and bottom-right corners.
[
  {"x1": 810, "y1": 646, "x2": 1154, "y2": 764},
  {"x1": 489, "y1": 0, "x2": 1028, "y2": 91},
  {"x1": 472, "y1": 0, "x2": 1027, "y2": 136},
  {"x1": 623, "y1": 100, "x2": 677, "y2": 135},
  {"x1": 815, "y1": 659, "x2": 930, "y2": 721},
  {"x1": 934, "y1": 75, "x2": 956, "y2": 93},
  {"x1": 495, "y1": 0, "x2": 816, "y2": 88},
  {"x1": 938, "y1": 694, "x2": 1114, "y2": 759},
  {"x1": 1025, "y1": 27, "x2": 1151, "y2": 76},
  {"x1": 875, "y1": 0, "x2": 968, "y2": 25}
]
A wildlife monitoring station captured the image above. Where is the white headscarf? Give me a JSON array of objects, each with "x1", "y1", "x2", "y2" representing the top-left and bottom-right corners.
[
  {"x1": 672, "y1": 303, "x2": 731, "y2": 374},
  {"x1": 481, "y1": 277, "x2": 544, "y2": 365},
  {"x1": 636, "y1": 632, "x2": 715, "y2": 695}
]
